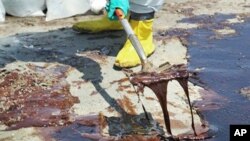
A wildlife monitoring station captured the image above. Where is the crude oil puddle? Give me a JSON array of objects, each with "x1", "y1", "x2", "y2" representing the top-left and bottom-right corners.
[
  {"x1": 106, "y1": 113, "x2": 164, "y2": 137},
  {"x1": 129, "y1": 64, "x2": 212, "y2": 140},
  {"x1": 0, "y1": 62, "x2": 79, "y2": 130},
  {"x1": 0, "y1": 30, "x2": 165, "y2": 140},
  {"x1": 0, "y1": 62, "x2": 164, "y2": 140},
  {"x1": 43, "y1": 115, "x2": 102, "y2": 141},
  {"x1": 39, "y1": 114, "x2": 164, "y2": 141},
  {"x1": 177, "y1": 14, "x2": 250, "y2": 141}
]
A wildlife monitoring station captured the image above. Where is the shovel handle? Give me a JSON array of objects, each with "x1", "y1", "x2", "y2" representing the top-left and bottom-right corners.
[{"x1": 115, "y1": 9, "x2": 125, "y2": 20}]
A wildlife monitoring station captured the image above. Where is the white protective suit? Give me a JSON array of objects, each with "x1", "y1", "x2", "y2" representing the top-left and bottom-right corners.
[
  {"x1": 130, "y1": 0, "x2": 164, "y2": 13},
  {"x1": 0, "y1": 0, "x2": 164, "y2": 21},
  {"x1": 46, "y1": 0, "x2": 90, "y2": 21},
  {"x1": 90, "y1": 0, "x2": 164, "y2": 14}
]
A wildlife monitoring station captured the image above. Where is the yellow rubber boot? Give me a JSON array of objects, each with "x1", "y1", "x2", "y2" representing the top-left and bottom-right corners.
[
  {"x1": 115, "y1": 19, "x2": 155, "y2": 68},
  {"x1": 72, "y1": 16, "x2": 123, "y2": 33}
]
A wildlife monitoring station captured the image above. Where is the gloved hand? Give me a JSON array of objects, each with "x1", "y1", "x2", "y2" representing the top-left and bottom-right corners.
[
  {"x1": 89, "y1": 0, "x2": 107, "y2": 14},
  {"x1": 105, "y1": 0, "x2": 129, "y2": 20}
]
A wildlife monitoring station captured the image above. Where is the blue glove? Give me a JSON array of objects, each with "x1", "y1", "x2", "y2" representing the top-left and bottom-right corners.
[{"x1": 106, "y1": 0, "x2": 129, "y2": 20}]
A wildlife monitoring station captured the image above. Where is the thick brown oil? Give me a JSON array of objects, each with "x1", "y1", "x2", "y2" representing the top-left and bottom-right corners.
[
  {"x1": 0, "y1": 64, "x2": 80, "y2": 130},
  {"x1": 130, "y1": 64, "x2": 197, "y2": 138}
]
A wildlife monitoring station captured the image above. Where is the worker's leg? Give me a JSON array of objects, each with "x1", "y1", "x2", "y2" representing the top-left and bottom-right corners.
[
  {"x1": 114, "y1": 0, "x2": 164, "y2": 68},
  {"x1": 72, "y1": 0, "x2": 126, "y2": 33},
  {"x1": 114, "y1": 12, "x2": 155, "y2": 68},
  {"x1": 72, "y1": 16, "x2": 123, "y2": 33}
]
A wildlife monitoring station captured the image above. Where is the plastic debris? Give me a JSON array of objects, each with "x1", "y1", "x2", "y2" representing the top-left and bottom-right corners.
[
  {"x1": 2, "y1": 0, "x2": 45, "y2": 17},
  {"x1": 46, "y1": 0, "x2": 90, "y2": 21}
]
